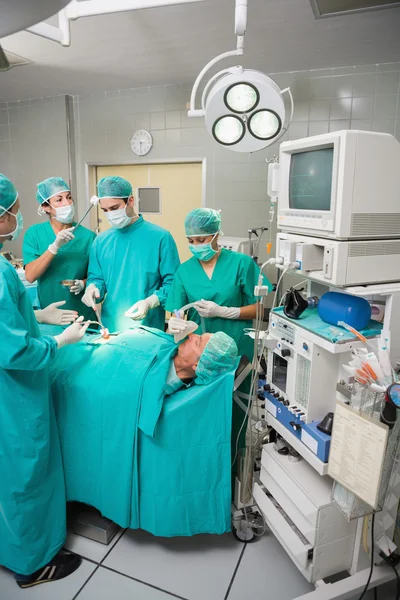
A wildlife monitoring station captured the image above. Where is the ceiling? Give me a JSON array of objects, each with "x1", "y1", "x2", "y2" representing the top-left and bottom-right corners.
[{"x1": 1, "y1": 0, "x2": 400, "y2": 102}]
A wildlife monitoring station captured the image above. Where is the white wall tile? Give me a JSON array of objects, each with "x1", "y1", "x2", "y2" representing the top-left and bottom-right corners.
[
  {"x1": 329, "y1": 120, "x2": 350, "y2": 132},
  {"x1": 330, "y1": 98, "x2": 351, "y2": 120},
  {"x1": 150, "y1": 111, "x2": 166, "y2": 130},
  {"x1": 353, "y1": 73, "x2": 377, "y2": 97},
  {"x1": 309, "y1": 99, "x2": 330, "y2": 121},
  {"x1": 166, "y1": 110, "x2": 181, "y2": 129},
  {"x1": 309, "y1": 121, "x2": 329, "y2": 136},
  {"x1": 372, "y1": 119, "x2": 396, "y2": 135},
  {"x1": 374, "y1": 95, "x2": 398, "y2": 119}
]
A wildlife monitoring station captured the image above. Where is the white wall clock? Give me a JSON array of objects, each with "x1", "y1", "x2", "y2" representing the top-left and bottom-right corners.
[{"x1": 130, "y1": 129, "x2": 153, "y2": 156}]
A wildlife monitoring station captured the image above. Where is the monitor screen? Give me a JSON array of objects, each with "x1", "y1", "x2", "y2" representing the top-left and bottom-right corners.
[{"x1": 289, "y1": 148, "x2": 334, "y2": 211}]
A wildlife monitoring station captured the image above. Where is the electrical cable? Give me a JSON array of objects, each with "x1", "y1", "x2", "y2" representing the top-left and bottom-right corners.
[
  {"x1": 388, "y1": 562, "x2": 400, "y2": 600},
  {"x1": 358, "y1": 512, "x2": 376, "y2": 600}
]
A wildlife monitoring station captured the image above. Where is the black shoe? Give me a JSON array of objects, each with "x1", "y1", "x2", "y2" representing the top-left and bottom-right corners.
[{"x1": 15, "y1": 551, "x2": 82, "y2": 588}]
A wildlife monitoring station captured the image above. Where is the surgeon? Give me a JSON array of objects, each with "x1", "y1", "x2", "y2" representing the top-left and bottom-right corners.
[
  {"x1": 23, "y1": 177, "x2": 96, "y2": 321},
  {"x1": 82, "y1": 176, "x2": 180, "y2": 332},
  {"x1": 166, "y1": 208, "x2": 272, "y2": 361},
  {"x1": 0, "y1": 174, "x2": 89, "y2": 588}
]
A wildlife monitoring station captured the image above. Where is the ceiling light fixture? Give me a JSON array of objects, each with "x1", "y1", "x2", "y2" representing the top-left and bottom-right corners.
[{"x1": 188, "y1": 0, "x2": 294, "y2": 153}]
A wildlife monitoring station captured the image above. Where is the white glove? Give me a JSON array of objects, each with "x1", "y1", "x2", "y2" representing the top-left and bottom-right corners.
[
  {"x1": 82, "y1": 283, "x2": 100, "y2": 308},
  {"x1": 194, "y1": 299, "x2": 240, "y2": 320},
  {"x1": 35, "y1": 301, "x2": 78, "y2": 325},
  {"x1": 48, "y1": 227, "x2": 75, "y2": 255},
  {"x1": 54, "y1": 316, "x2": 90, "y2": 349},
  {"x1": 168, "y1": 315, "x2": 187, "y2": 334},
  {"x1": 69, "y1": 279, "x2": 85, "y2": 295},
  {"x1": 125, "y1": 294, "x2": 160, "y2": 320}
]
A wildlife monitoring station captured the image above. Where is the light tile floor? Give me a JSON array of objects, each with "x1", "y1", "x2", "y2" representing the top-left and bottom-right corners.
[{"x1": 0, "y1": 529, "x2": 398, "y2": 600}]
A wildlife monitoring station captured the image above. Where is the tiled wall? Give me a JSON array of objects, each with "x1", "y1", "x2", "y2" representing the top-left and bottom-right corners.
[
  {"x1": 0, "y1": 95, "x2": 71, "y2": 255},
  {"x1": 1, "y1": 62, "x2": 400, "y2": 263}
]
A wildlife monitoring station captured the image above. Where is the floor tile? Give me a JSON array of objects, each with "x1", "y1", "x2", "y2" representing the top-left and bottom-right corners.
[
  {"x1": 77, "y1": 566, "x2": 180, "y2": 599},
  {"x1": 64, "y1": 528, "x2": 125, "y2": 563},
  {"x1": 0, "y1": 559, "x2": 96, "y2": 600},
  {"x1": 228, "y1": 533, "x2": 313, "y2": 600},
  {"x1": 104, "y1": 529, "x2": 243, "y2": 600}
]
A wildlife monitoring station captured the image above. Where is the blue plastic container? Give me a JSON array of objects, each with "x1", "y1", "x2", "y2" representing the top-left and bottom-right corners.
[{"x1": 317, "y1": 291, "x2": 371, "y2": 331}]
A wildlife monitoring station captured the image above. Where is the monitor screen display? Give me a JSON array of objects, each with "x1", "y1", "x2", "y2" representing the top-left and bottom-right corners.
[{"x1": 289, "y1": 148, "x2": 334, "y2": 211}]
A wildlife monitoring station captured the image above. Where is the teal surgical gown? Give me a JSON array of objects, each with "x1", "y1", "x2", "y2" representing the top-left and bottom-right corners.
[
  {"x1": 86, "y1": 216, "x2": 180, "y2": 332},
  {"x1": 23, "y1": 221, "x2": 96, "y2": 320},
  {"x1": 0, "y1": 256, "x2": 66, "y2": 576},
  {"x1": 166, "y1": 249, "x2": 271, "y2": 360}
]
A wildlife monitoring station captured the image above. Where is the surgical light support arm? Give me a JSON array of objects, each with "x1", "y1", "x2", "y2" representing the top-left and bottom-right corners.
[
  {"x1": 188, "y1": 0, "x2": 247, "y2": 117},
  {"x1": 25, "y1": 0, "x2": 206, "y2": 46}
]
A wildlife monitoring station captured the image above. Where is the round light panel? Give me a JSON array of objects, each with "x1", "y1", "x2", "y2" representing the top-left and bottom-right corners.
[
  {"x1": 213, "y1": 115, "x2": 245, "y2": 146},
  {"x1": 248, "y1": 109, "x2": 281, "y2": 140},
  {"x1": 225, "y1": 82, "x2": 259, "y2": 113}
]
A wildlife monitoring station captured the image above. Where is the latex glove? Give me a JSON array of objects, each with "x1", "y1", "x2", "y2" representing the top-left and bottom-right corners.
[
  {"x1": 125, "y1": 294, "x2": 160, "y2": 320},
  {"x1": 35, "y1": 300, "x2": 78, "y2": 325},
  {"x1": 70, "y1": 279, "x2": 85, "y2": 295},
  {"x1": 48, "y1": 227, "x2": 75, "y2": 255},
  {"x1": 168, "y1": 312, "x2": 187, "y2": 334},
  {"x1": 54, "y1": 316, "x2": 90, "y2": 349},
  {"x1": 82, "y1": 283, "x2": 100, "y2": 308},
  {"x1": 194, "y1": 299, "x2": 240, "y2": 320}
]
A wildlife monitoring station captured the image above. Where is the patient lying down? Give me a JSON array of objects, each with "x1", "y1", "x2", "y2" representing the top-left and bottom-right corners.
[{"x1": 165, "y1": 331, "x2": 238, "y2": 395}]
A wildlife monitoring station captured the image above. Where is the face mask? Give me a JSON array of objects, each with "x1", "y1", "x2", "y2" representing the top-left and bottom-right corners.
[
  {"x1": 105, "y1": 206, "x2": 132, "y2": 229},
  {"x1": 189, "y1": 232, "x2": 219, "y2": 262},
  {"x1": 0, "y1": 208, "x2": 24, "y2": 241},
  {"x1": 53, "y1": 203, "x2": 75, "y2": 224}
]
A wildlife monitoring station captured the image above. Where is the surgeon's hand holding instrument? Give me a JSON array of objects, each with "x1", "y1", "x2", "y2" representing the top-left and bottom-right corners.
[
  {"x1": 53, "y1": 316, "x2": 90, "y2": 348},
  {"x1": 125, "y1": 294, "x2": 160, "y2": 320},
  {"x1": 194, "y1": 299, "x2": 240, "y2": 319},
  {"x1": 82, "y1": 283, "x2": 100, "y2": 308},
  {"x1": 69, "y1": 279, "x2": 85, "y2": 295},
  {"x1": 73, "y1": 195, "x2": 100, "y2": 231},
  {"x1": 35, "y1": 300, "x2": 78, "y2": 325},
  {"x1": 48, "y1": 227, "x2": 75, "y2": 255}
]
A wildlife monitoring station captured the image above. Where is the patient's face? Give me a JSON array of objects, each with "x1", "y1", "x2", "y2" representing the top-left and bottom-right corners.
[{"x1": 177, "y1": 333, "x2": 212, "y2": 367}]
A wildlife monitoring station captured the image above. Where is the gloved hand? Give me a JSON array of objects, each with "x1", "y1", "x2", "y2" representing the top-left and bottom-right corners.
[
  {"x1": 168, "y1": 310, "x2": 187, "y2": 334},
  {"x1": 54, "y1": 316, "x2": 90, "y2": 349},
  {"x1": 35, "y1": 301, "x2": 78, "y2": 325},
  {"x1": 194, "y1": 299, "x2": 240, "y2": 320},
  {"x1": 81, "y1": 283, "x2": 100, "y2": 308},
  {"x1": 69, "y1": 279, "x2": 85, "y2": 295},
  {"x1": 125, "y1": 294, "x2": 160, "y2": 320},
  {"x1": 48, "y1": 227, "x2": 75, "y2": 255}
]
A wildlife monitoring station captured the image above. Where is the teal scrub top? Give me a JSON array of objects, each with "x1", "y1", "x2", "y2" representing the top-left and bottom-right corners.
[
  {"x1": 86, "y1": 216, "x2": 180, "y2": 333},
  {"x1": 0, "y1": 257, "x2": 66, "y2": 575},
  {"x1": 22, "y1": 220, "x2": 96, "y2": 320},
  {"x1": 166, "y1": 249, "x2": 272, "y2": 360}
]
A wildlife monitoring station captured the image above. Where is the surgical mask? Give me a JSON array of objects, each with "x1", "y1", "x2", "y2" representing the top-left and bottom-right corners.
[
  {"x1": 53, "y1": 203, "x2": 75, "y2": 224},
  {"x1": 189, "y1": 232, "x2": 219, "y2": 262},
  {"x1": 0, "y1": 208, "x2": 24, "y2": 241},
  {"x1": 105, "y1": 206, "x2": 132, "y2": 229}
]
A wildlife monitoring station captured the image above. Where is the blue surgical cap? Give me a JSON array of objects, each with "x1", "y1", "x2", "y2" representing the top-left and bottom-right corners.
[
  {"x1": 184, "y1": 208, "x2": 221, "y2": 237},
  {"x1": 36, "y1": 177, "x2": 70, "y2": 204},
  {"x1": 196, "y1": 331, "x2": 238, "y2": 385},
  {"x1": 0, "y1": 174, "x2": 18, "y2": 217},
  {"x1": 97, "y1": 176, "x2": 132, "y2": 199}
]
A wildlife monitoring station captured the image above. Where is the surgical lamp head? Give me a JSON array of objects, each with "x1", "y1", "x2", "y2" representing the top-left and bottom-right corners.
[{"x1": 204, "y1": 67, "x2": 289, "y2": 153}]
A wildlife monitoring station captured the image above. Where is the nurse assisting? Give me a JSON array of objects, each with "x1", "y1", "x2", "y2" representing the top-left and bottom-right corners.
[
  {"x1": 23, "y1": 177, "x2": 96, "y2": 321},
  {"x1": 167, "y1": 208, "x2": 272, "y2": 361}
]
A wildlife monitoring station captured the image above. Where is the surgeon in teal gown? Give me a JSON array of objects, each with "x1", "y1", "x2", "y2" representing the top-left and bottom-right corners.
[
  {"x1": 166, "y1": 208, "x2": 272, "y2": 474},
  {"x1": 0, "y1": 174, "x2": 88, "y2": 588},
  {"x1": 82, "y1": 176, "x2": 180, "y2": 332}
]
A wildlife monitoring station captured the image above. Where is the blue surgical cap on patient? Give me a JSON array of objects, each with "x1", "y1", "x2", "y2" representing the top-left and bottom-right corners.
[
  {"x1": 0, "y1": 174, "x2": 18, "y2": 216},
  {"x1": 196, "y1": 331, "x2": 238, "y2": 385},
  {"x1": 184, "y1": 208, "x2": 221, "y2": 237},
  {"x1": 97, "y1": 176, "x2": 132, "y2": 199},
  {"x1": 36, "y1": 177, "x2": 70, "y2": 204}
]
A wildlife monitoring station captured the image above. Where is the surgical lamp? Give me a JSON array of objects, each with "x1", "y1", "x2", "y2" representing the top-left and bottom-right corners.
[{"x1": 188, "y1": 0, "x2": 294, "y2": 153}]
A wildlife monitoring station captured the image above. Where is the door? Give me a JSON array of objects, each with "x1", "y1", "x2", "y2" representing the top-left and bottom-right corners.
[{"x1": 96, "y1": 162, "x2": 203, "y2": 261}]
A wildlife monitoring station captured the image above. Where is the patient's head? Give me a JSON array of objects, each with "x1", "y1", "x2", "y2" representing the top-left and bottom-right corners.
[{"x1": 174, "y1": 331, "x2": 238, "y2": 384}]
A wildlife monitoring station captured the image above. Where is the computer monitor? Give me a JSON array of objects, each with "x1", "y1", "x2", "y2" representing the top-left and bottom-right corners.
[{"x1": 277, "y1": 130, "x2": 400, "y2": 240}]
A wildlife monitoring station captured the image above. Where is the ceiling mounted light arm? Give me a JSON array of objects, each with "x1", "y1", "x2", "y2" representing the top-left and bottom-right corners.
[
  {"x1": 27, "y1": 9, "x2": 70, "y2": 46},
  {"x1": 24, "y1": 0, "x2": 205, "y2": 47},
  {"x1": 188, "y1": 0, "x2": 247, "y2": 117}
]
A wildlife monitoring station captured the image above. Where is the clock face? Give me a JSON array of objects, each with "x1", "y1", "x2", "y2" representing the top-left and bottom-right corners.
[{"x1": 131, "y1": 130, "x2": 153, "y2": 156}]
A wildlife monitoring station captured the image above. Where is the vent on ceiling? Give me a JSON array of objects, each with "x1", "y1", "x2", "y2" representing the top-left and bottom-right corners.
[
  {"x1": 310, "y1": 0, "x2": 400, "y2": 18},
  {"x1": 0, "y1": 48, "x2": 32, "y2": 71}
]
